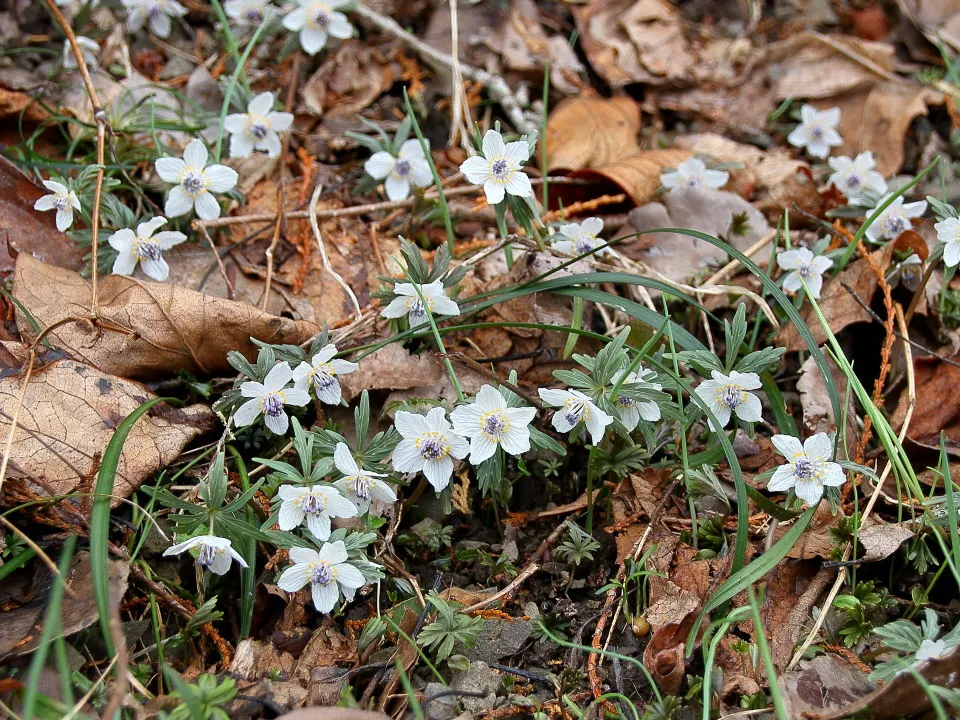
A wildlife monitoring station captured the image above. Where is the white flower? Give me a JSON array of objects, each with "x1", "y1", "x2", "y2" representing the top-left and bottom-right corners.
[
  {"x1": 776, "y1": 246, "x2": 833, "y2": 299},
  {"x1": 826, "y1": 152, "x2": 886, "y2": 202},
  {"x1": 865, "y1": 194, "x2": 927, "y2": 244},
  {"x1": 391, "y1": 407, "x2": 469, "y2": 491},
  {"x1": 693, "y1": 370, "x2": 763, "y2": 429},
  {"x1": 915, "y1": 638, "x2": 951, "y2": 664},
  {"x1": 163, "y1": 534, "x2": 247, "y2": 575},
  {"x1": 276, "y1": 542, "x2": 365, "y2": 613},
  {"x1": 450, "y1": 385, "x2": 537, "y2": 464},
  {"x1": 292, "y1": 343, "x2": 357, "y2": 405},
  {"x1": 63, "y1": 36, "x2": 99, "y2": 70},
  {"x1": 155, "y1": 139, "x2": 238, "y2": 220},
  {"x1": 609, "y1": 367, "x2": 662, "y2": 432},
  {"x1": 224, "y1": 0, "x2": 272, "y2": 27},
  {"x1": 787, "y1": 105, "x2": 843, "y2": 159},
  {"x1": 33, "y1": 180, "x2": 80, "y2": 232},
  {"x1": 364, "y1": 139, "x2": 433, "y2": 201},
  {"x1": 122, "y1": 0, "x2": 187, "y2": 38},
  {"x1": 767, "y1": 433, "x2": 846, "y2": 506},
  {"x1": 660, "y1": 157, "x2": 728, "y2": 193},
  {"x1": 380, "y1": 281, "x2": 460, "y2": 327},
  {"x1": 537, "y1": 388, "x2": 613, "y2": 445},
  {"x1": 936, "y1": 217, "x2": 960, "y2": 268},
  {"x1": 108, "y1": 216, "x2": 186, "y2": 281},
  {"x1": 233, "y1": 362, "x2": 311, "y2": 435},
  {"x1": 282, "y1": 0, "x2": 352, "y2": 55},
  {"x1": 223, "y1": 92, "x2": 293, "y2": 159},
  {"x1": 887, "y1": 253, "x2": 923, "y2": 291},
  {"x1": 277, "y1": 483, "x2": 357, "y2": 540},
  {"x1": 552, "y1": 217, "x2": 606, "y2": 258},
  {"x1": 332, "y1": 442, "x2": 396, "y2": 514},
  {"x1": 459, "y1": 129, "x2": 533, "y2": 205}
]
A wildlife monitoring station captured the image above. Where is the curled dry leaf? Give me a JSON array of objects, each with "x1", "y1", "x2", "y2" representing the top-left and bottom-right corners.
[
  {"x1": 0, "y1": 156, "x2": 84, "y2": 274},
  {"x1": 339, "y1": 343, "x2": 444, "y2": 402},
  {"x1": 13, "y1": 254, "x2": 318, "y2": 379},
  {"x1": 544, "y1": 93, "x2": 641, "y2": 172},
  {"x1": 0, "y1": 347, "x2": 214, "y2": 506},
  {"x1": 572, "y1": 0, "x2": 695, "y2": 88},
  {"x1": 0, "y1": 552, "x2": 129, "y2": 660},
  {"x1": 642, "y1": 610, "x2": 698, "y2": 695}
]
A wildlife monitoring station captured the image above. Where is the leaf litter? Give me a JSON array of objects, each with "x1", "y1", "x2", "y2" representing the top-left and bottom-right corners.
[{"x1": 1, "y1": 0, "x2": 960, "y2": 718}]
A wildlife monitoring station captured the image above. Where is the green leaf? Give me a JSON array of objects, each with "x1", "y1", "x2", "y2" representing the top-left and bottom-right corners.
[
  {"x1": 93, "y1": 397, "x2": 179, "y2": 656},
  {"x1": 724, "y1": 304, "x2": 748, "y2": 371}
]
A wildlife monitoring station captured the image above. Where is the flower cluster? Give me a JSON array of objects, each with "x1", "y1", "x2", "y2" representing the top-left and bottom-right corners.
[{"x1": 660, "y1": 157, "x2": 728, "y2": 193}]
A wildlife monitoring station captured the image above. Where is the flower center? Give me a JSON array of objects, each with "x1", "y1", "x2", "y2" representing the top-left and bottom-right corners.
[
  {"x1": 418, "y1": 433, "x2": 447, "y2": 461},
  {"x1": 147, "y1": 2, "x2": 161, "y2": 20},
  {"x1": 798, "y1": 263, "x2": 813, "y2": 278},
  {"x1": 301, "y1": 492, "x2": 326, "y2": 516},
  {"x1": 406, "y1": 296, "x2": 432, "y2": 317},
  {"x1": 310, "y1": 562, "x2": 334, "y2": 586},
  {"x1": 312, "y1": 6, "x2": 330, "y2": 28},
  {"x1": 683, "y1": 176, "x2": 702, "y2": 189},
  {"x1": 246, "y1": 7, "x2": 262, "y2": 22},
  {"x1": 352, "y1": 476, "x2": 372, "y2": 502},
  {"x1": 808, "y1": 125, "x2": 824, "y2": 141},
  {"x1": 312, "y1": 365, "x2": 336, "y2": 389},
  {"x1": 491, "y1": 158, "x2": 510, "y2": 180},
  {"x1": 616, "y1": 395, "x2": 635, "y2": 408},
  {"x1": 196, "y1": 543, "x2": 219, "y2": 568},
  {"x1": 54, "y1": 195, "x2": 70, "y2": 211},
  {"x1": 182, "y1": 171, "x2": 206, "y2": 197},
  {"x1": 394, "y1": 159, "x2": 411, "y2": 177},
  {"x1": 718, "y1": 385, "x2": 744, "y2": 409},
  {"x1": 261, "y1": 392, "x2": 284, "y2": 417},
  {"x1": 481, "y1": 412, "x2": 506, "y2": 439},
  {"x1": 574, "y1": 238, "x2": 595, "y2": 254},
  {"x1": 136, "y1": 239, "x2": 162, "y2": 261},
  {"x1": 845, "y1": 174, "x2": 861, "y2": 189},
  {"x1": 884, "y1": 214, "x2": 909, "y2": 237},
  {"x1": 562, "y1": 399, "x2": 588, "y2": 426},
  {"x1": 250, "y1": 122, "x2": 268, "y2": 140},
  {"x1": 793, "y1": 458, "x2": 815, "y2": 479}
]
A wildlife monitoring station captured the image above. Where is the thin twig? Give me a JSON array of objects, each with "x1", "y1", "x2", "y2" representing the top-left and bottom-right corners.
[
  {"x1": 447, "y1": 0, "x2": 472, "y2": 150},
  {"x1": 42, "y1": 0, "x2": 109, "y2": 316},
  {"x1": 261, "y1": 186, "x2": 285, "y2": 310},
  {"x1": 702, "y1": 229, "x2": 776, "y2": 286},
  {"x1": 810, "y1": 31, "x2": 905, "y2": 85},
  {"x1": 308, "y1": 183, "x2": 362, "y2": 320},
  {"x1": 196, "y1": 224, "x2": 236, "y2": 298},
  {"x1": 352, "y1": 2, "x2": 534, "y2": 134}
]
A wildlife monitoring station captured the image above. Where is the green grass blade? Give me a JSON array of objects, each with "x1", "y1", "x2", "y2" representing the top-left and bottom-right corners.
[
  {"x1": 92, "y1": 397, "x2": 179, "y2": 656},
  {"x1": 227, "y1": 446, "x2": 256, "y2": 638},
  {"x1": 22, "y1": 535, "x2": 76, "y2": 720},
  {"x1": 687, "y1": 504, "x2": 817, "y2": 655}
]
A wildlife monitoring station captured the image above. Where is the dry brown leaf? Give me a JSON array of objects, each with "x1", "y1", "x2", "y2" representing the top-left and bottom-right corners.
[
  {"x1": 777, "y1": 243, "x2": 894, "y2": 351},
  {"x1": 896, "y1": 0, "x2": 960, "y2": 52},
  {"x1": 778, "y1": 654, "x2": 876, "y2": 717},
  {"x1": 772, "y1": 34, "x2": 894, "y2": 100},
  {"x1": 564, "y1": 149, "x2": 692, "y2": 207},
  {"x1": 642, "y1": 609, "x2": 698, "y2": 695},
  {"x1": 893, "y1": 351, "x2": 960, "y2": 453},
  {"x1": 0, "y1": 348, "x2": 214, "y2": 505},
  {"x1": 573, "y1": 0, "x2": 695, "y2": 88},
  {"x1": 621, "y1": 186, "x2": 771, "y2": 285},
  {"x1": 814, "y1": 649, "x2": 960, "y2": 720},
  {"x1": 544, "y1": 92, "x2": 641, "y2": 172},
  {"x1": 827, "y1": 83, "x2": 943, "y2": 177},
  {"x1": 301, "y1": 40, "x2": 393, "y2": 117},
  {"x1": 0, "y1": 156, "x2": 85, "y2": 274},
  {"x1": 0, "y1": 552, "x2": 129, "y2": 660},
  {"x1": 339, "y1": 343, "x2": 444, "y2": 401},
  {"x1": 858, "y1": 521, "x2": 915, "y2": 562},
  {"x1": 13, "y1": 254, "x2": 319, "y2": 379}
]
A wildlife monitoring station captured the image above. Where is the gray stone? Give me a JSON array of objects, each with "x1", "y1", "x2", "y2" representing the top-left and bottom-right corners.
[
  {"x1": 451, "y1": 661, "x2": 501, "y2": 714},
  {"x1": 424, "y1": 682, "x2": 457, "y2": 720},
  {"x1": 455, "y1": 618, "x2": 533, "y2": 663}
]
